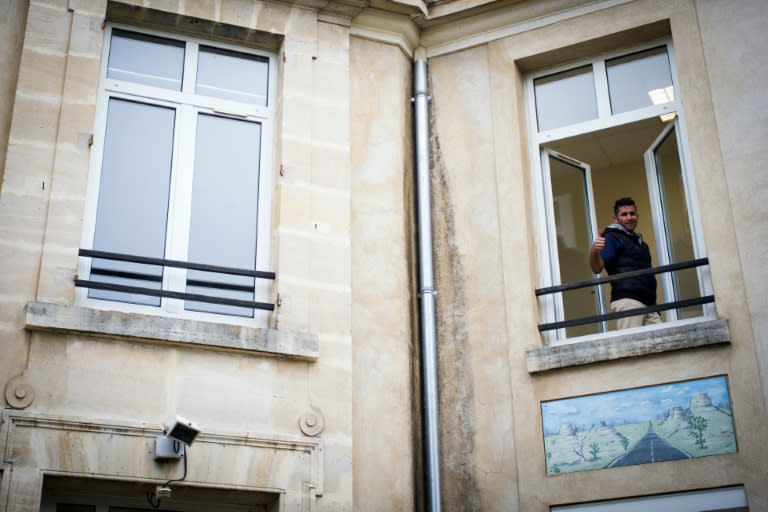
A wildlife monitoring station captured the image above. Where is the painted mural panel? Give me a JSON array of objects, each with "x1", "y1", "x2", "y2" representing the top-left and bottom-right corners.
[{"x1": 542, "y1": 375, "x2": 737, "y2": 475}]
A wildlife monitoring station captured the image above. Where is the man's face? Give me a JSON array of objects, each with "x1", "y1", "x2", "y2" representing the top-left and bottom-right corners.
[{"x1": 614, "y1": 205, "x2": 639, "y2": 232}]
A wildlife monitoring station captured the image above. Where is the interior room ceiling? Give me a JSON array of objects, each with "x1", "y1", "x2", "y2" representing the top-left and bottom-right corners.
[{"x1": 545, "y1": 116, "x2": 673, "y2": 169}]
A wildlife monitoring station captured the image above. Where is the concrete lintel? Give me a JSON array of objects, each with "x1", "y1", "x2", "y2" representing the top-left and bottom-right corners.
[
  {"x1": 2, "y1": 409, "x2": 323, "y2": 507},
  {"x1": 106, "y1": 2, "x2": 285, "y2": 51},
  {"x1": 526, "y1": 318, "x2": 730, "y2": 373},
  {"x1": 25, "y1": 301, "x2": 319, "y2": 360}
]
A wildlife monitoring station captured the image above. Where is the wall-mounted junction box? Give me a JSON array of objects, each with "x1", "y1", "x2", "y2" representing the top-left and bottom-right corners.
[{"x1": 154, "y1": 435, "x2": 185, "y2": 460}]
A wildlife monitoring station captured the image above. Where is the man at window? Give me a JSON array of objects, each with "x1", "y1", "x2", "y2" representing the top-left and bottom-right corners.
[{"x1": 590, "y1": 197, "x2": 662, "y2": 329}]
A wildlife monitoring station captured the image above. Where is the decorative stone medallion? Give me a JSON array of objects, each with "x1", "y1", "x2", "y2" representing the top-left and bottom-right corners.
[
  {"x1": 5, "y1": 376, "x2": 35, "y2": 409},
  {"x1": 299, "y1": 406, "x2": 325, "y2": 437}
]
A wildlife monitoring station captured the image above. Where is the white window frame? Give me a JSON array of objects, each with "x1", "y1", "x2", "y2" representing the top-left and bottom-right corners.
[
  {"x1": 540, "y1": 148, "x2": 607, "y2": 339},
  {"x1": 642, "y1": 117, "x2": 713, "y2": 322},
  {"x1": 524, "y1": 38, "x2": 713, "y2": 344},
  {"x1": 77, "y1": 24, "x2": 277, "y2": 327},
  {"x1": 550, "y1": 485, "x2": 747, "y2": 511}
]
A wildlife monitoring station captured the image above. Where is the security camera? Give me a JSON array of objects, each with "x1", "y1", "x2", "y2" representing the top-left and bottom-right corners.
[{"x1": 166, "y1": 416, "x2": 201, "y2": 446}]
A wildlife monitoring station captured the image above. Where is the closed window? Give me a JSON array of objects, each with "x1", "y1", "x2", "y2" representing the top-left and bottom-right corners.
[{"x1": 78, "y1": 26, "x2": 275, "y2": 325}]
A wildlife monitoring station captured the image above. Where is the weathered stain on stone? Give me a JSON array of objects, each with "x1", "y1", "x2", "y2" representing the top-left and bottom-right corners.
[{"x1": 428, "y1": 77, "x2": 482, "y2": 512}]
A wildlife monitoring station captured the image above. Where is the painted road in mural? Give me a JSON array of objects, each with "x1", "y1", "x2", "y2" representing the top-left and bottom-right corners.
[
  {"x1": 606, "y1": 423, "x2": 691, "y2": 467},
  {"x1": 541, "y1": 376, "x2": 737, "y2": 475}
]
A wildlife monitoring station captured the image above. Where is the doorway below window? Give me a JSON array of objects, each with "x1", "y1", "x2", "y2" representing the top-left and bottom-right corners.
[{"x1": 40, "y1": 476, "x2": 278, "y2": 512}]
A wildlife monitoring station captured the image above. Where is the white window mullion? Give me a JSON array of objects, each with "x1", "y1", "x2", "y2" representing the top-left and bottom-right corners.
[
  {"x1": 183, "y1": 41, "x2": 199, "y2": 93},
  {"x1": 102, "y1": 80, "x2": 185, "y2": 105},
  {"x1": 164, "y1": 37, "x2": 198, "y2": 314},
  {"x1": 163, "y1": 104, "x2": 197, "y2": 313},
  {"x1": 593, "y1": 60, "x2": 611, "y2": 118},
  {"x1": 537, "y1": 102, "x2": 679, "y2": 145}
]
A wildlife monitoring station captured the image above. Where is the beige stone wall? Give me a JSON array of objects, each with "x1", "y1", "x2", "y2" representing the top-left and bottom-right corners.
[
  {"x1": 427, "y1": 0, "x2": 768, "y2": 510},
  {"x1": 0, "y1": 0, "x2": 94, "y2": 396},
  {"x1": 350, "y1": 37, "x2": 416, "y2": 511},
  {"x1": 2, "y1": 0, "x2": 766, "y2": 510},
  {"x1": 695, "y1": 0, "x2": 768, "y2": 404},
  {"x1": 427, "y1": 43, "x2": 521, "y2": 511},
  {"x1": 0, "y1": 0, "x2": 390, "y2": 511},
  {"x1": 0, "y1": 0, "x2": 29, "y2": 187}
]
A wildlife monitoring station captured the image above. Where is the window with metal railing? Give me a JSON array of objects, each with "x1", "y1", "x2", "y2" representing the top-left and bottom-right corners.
[
  {"x1": 77, "y1": 25, "x2": 275, "y2": 325},
  {"x1": 76, "y1": 249, "x2": 276, "y2": 314}
]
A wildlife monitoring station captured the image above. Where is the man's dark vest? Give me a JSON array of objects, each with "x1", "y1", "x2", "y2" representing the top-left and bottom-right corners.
[{"x1": 603, "y1": 227, "x2": 657, "y2": 305}]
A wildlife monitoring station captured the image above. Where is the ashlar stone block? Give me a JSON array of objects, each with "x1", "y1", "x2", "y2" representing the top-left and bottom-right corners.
[{"x1": 24, "y1": 2, "x2": 72, "y2": 55}]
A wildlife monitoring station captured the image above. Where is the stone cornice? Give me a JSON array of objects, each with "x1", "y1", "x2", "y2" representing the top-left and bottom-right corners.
[
  {"x1": 350, "y1": 0, "x2": 638, "y2": 58},
  {"x1": 107, "y1": 0, "x2": 639, "y2": 59},
  {"x1": 351, "y1": 8, "x2": 421, "y2": 57},
  {"x1": 419, "y1": 0, "x2": 635, "y2": 57}
]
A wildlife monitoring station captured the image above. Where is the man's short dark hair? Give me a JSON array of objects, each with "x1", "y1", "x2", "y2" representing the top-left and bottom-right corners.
[{"x1": 613, "y1": 197, "x2": 637, "y2": 215}]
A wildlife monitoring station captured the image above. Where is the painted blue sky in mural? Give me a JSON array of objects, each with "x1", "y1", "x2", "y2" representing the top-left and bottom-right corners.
[{"x1": 541, "y1": 376, "x2": 731, "y2": 435}]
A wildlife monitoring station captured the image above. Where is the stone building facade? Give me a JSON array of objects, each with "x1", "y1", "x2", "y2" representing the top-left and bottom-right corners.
[{"x1": 0, "y1": 0, "x2": 766, "y2": 511}]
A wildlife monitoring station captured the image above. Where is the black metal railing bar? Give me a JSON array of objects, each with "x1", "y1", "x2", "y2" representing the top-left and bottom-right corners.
[
  {"x1": 76, "y1": 279, "x2": 274, "y2": 311},
  {"x1": 80, "y1": 249, "x2": 276, "y2": 279},
  {"x1": 535, "y1": 257, "x2": 708, "y2": 296},
  {"x1": 76, "y1": 249, "x2": 275, "y2": 311},
  {"x1": 535, "y1": 257, "x2": 712, "y2": 332},
  {"x1": 538, "y1": 295, "x2": 714, "y2": 332}
]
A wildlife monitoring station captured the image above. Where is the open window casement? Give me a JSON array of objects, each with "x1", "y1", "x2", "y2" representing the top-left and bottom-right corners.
[
  {"x1": 541, "y1": 149, "x2": 608, "y2": 339},
  {"x1": 528, "y1": 40, "x2": 714, "y2": 343},
  {"x1": 643, "y1": 118, "x2": 714, "y2": 321}
]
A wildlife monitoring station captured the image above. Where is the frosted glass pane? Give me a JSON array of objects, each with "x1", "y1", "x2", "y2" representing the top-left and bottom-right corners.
[
  {"x1": 549, "y1": 156, "x2": 600, "y2": 337},
  {"x1": 607, "y1": 47, "x2": 673, "y2": 114},
  {"x1": 185, "y1": 114, "x2": 262, "y2": 316},
  {"x1": 196, "y1": 46, "x2": 269, "y2": 105},
  {"x1": 534, "y1": 66, "x2": 598, "y2": 131},
  {"x1": 90, "y1": 99, "x2": 175, "y2": 306},
  {"x1": 107, "y1": 29, "x2": 185, "y2": 90}
]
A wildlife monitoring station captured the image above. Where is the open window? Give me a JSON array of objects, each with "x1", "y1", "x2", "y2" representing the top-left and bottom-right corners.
[
  {"x1": 77, "y1": 26, "x2": 276, "y2": 326},
  {"x1": 528, "y1": 41, "x2": 713, "y2": 342},
  {"x1": 541, "y1": 150, "x2": 606, "y2": 338},
  {"x1": 643, "y1": 120, "x2": 711, "y2": 320}
]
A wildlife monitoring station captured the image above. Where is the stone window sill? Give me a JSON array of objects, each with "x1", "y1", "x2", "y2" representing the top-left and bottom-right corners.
[
  {"x1": 526, "y1": 318, "x2": 729, "y2": 373},
  {"x1": 25, "y1": 301, "x2": 319, "y2": 361}
]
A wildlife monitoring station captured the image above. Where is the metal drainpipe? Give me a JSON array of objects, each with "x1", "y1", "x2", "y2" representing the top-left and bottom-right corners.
[{"x1": 412, "y1": 46, "x2": 442, "y2": 512}]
